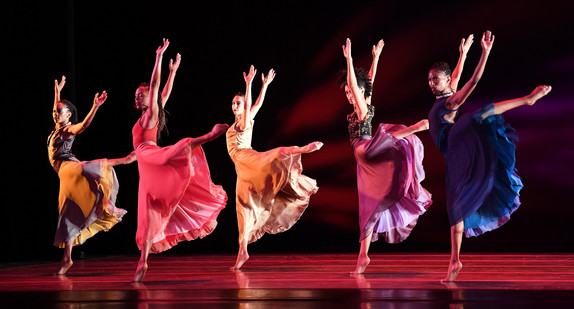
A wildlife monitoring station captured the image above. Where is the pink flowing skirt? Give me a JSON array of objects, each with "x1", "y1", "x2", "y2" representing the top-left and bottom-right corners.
[
  {"x1": 353, "y1": 123, "x2": 432, "y2": 243},
  {"x1": 135, "y1": 138, "x2": 227, "y2": 253}
]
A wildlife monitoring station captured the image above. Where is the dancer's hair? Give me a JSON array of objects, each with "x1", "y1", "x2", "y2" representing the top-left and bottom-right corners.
[
  {"x1": 59, "y1": 99, "x2": 78, "y2": 124},
  {"x1": 337, "y1": 68, "x2": 373, "y2": 99},
  {"x1": 429, "y1": 61, "x2": 452, "y2": 77},
  {"x1": 139, "y1": 82, "x2": 168, "y2": 142}
]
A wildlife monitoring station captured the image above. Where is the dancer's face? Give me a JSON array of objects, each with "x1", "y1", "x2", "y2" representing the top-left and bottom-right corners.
[
  {"x1": 134, "y1": 87, "x2": 150, "y2": 110},
  {"x1": 53, "y1": 102, "x2": 71, "y2": 125},
  {"x1": 428, "y1": 69, "x2": 451, "y2": 95},
  {"x1": 232, "y1": 95, "x2": 245, "y2": 116},
  {"x1": 344, "y1": 85, "x2": 365, "y2": 105}
]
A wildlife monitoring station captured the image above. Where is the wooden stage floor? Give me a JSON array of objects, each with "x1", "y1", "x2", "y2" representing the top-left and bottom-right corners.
[{"x1": 1, "y1": 253, "x2": 573, "y2": 308}]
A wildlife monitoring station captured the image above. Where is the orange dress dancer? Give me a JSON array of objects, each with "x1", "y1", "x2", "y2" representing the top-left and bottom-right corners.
[
  {"x1": 49, "y1": 75, "x2": 134, "y2": 275},
  {"x1": 226, "y1": 121, "x2": 318, "y2": 243},
  {"x1": 227, "y1": 66, "x2": 322, "y2": 269}
]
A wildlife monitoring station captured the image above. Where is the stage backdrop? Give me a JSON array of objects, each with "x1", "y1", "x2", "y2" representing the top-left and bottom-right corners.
[{"x1": 4, "y1": 0, "x2": 573, "y2": 263}]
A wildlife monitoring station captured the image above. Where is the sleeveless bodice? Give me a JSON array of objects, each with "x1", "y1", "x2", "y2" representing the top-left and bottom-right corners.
[
  {"x1": 347, "y1": 105, "x2": 374, "y2": 144},
  {"x1": 47, "y1": 125, "x2": 78, "y2": 171},
  {"x1": 226, "y1": 121, "x2": 254, "y2": 156},
  {"x1": 428, "y1": 97, "x2": 457, "y2": 154},
  {"x1": 132, "y1": 118, "x2": 158, "y2": 149}
]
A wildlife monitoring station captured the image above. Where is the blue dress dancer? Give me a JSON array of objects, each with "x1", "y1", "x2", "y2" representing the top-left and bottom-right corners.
[{"x1": 427, "y1": 31, "x2": 551, "y2": 282}]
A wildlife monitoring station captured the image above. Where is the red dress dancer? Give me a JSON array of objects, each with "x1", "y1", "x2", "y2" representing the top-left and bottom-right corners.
[
  {"x1": 132, "y1": 39, "x2": 228, "y2": 282},
  {"x1": 132, "y1": 121, "x2": 227, "y2": 253}
]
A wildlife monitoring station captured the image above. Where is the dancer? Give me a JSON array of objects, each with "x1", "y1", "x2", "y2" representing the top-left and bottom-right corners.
[
  {"x1": 48, "y1": 76, "x2": 135, "y2": 275},
  {"x1": 132, "y1": 39, "x2": 228, "y2": 282},
  {"x1": 227, "y1": 65, "x2": 323, "y2": 270},
  {"x1": 427, "y1": 31, "x2": 551, "y2": 282},
  {"x1": 340, "y1": 38, "x2": 432, "y2": 274}
]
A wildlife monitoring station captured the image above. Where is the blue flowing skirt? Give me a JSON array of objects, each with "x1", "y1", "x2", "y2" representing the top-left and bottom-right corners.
[{"x1": 445, "y1": 104, "x2": 523, "y2": 237}]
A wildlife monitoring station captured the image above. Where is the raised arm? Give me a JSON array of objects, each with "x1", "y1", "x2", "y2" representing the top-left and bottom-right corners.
[
  {"x1": 249, "y1": 68, "x2": 275, "y2": 119},
  {"x1": 65, "y1": 91, "x2": 108, "y2": 135},
  {"x1": 368, "y1": 39, "x2": 384, "y2": 87},
  {"x1": 160, "y1": 53, "x2": 181, "y2": 107},
  {"x1": 141, "y1": 38, "x2": 169, "y2": 129},
  {"x1": 450, "y1": 34, "x2": 474, "y2": 92},
  {"x1": 446, "y1": 31, "x2": 494, "y2": 110},
  {"x1": 54, "y1": 75, "x2": 66, "y2": 108},
  {"x1": 367, "y1": 39, "x2": 384, "y2": 105},
  {"x1": 236, "y1": 65, "x2": 256, "y2": 132},
  {"x1": 342, "y1": 38, "x2": 369, "y2": 121}
]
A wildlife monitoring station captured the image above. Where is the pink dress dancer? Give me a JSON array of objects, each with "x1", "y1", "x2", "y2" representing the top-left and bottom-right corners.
[
  {"x1": 131, "y1": 39, "x2": 228, "y2": 282},
  {"x1": 341, "y1": 38, "x2": 432, "y2": 274},
  {"x1": 132, "y1": 122, "x2": 227, "y2": 254}
]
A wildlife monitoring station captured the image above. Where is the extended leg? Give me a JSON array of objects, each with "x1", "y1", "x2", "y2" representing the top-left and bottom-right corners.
[
  {"x1": 189, "y1": 123, "x2": 230, "y2": 149},
  {"x1": 107, "y1": 151, "x2": 137, "y2": 167},
  {"x1": 288, "y1": 141, "x2": 324, "y2": 155},
  {"x1": 392, "y1": 119, "x2": 429, "y2": 139},
  {"x1": 486, "y1": 85, "x2": 552, "y2": 118}
]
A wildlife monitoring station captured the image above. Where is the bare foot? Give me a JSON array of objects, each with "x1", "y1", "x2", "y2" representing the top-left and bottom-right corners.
[
  {"x1": 441, "y1": 261, "x2": 463, "y2": 282},
  {"x1": 230, "y1": 252, "x2": 249, "y2": 270},
  {"x1": 192, "y1": 123, "x2": 230, "y2": 148},
  {"x1": 124, "y1": 151, "x2": 137, "y2": 164},
  {"x1": 412, "y1": 119, "x2": 429, "y2": 132},
  {"x1": 302, "y1": 141, "x2": 324, "y2": 153},
  {"x1": 132, "y1": 262, "x2": 148, "y2": 282},
  {"x1": 351, "y1": 255, "x2": 370, "y2": 275},
  {"x1": 211, "y1": 123, "x2": 230, "y2": 137},
  {"x1": 526, "y1": 85, "x2": 552, "y2": 105},
  {"x1": 56, "y1": 260, "x2": 73, "y2": 275}
]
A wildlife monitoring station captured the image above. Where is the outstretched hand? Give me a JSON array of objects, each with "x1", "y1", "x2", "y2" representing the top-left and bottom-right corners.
[
  {"x1": 156, "y1": 38, "x2": 170, "y2": 55},
  {"x1": 481, "y1": 31, "x2": 494, "y2": 52},
  {"x1": 262, "y1": 68, "x2": 275, "y2": 86},
  {"x1": 243, "y1": 65, "x2": 256, "y2": 84},
  {"x1": 459, "y1": 34, "x2": 474, "y2": 54},
  {"x1": 93, "y1": 91, "x2": 108, "y2": 107},
  {"x1": 342, "y1": 38, "x2": 352, "y2": 59},
  {"x1": 55, "y1": 75, "x2": 66, "y2": 94},
  {"x1": 169, "y1": 53, "x2": 181, "y2": 72},
  {"x1": 372, "y1": 39, "x2": 385, "y2": 58}
]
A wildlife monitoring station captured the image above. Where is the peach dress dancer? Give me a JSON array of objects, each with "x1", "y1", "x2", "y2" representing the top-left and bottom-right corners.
[
  {"x1": 226, "y1": 120, "x2": 318, "y2": 244},
  {"x1": 132, "y1": 120, "x2": 227, "y2": 253}
]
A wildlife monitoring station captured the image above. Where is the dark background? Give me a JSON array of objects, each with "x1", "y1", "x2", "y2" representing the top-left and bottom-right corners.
[{"x1": 4, "y1": 0, "x2": 573, "y2": 263}]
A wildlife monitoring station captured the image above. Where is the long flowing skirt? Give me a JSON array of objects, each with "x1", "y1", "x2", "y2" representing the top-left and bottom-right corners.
[
  {"x1": 445, "y1": 103, "x2": 523, "y2": 237},
  {"x1": 230, "y1": 147, "x2": 318, "y2": 244},
  {"x1": 353, "y1": 123, "x2": 432, "y2": 243},
  {"x1": 135, "y1": 138, "x2": 227, "y2": 253},
  {"x1": 54, "y1": 159, "x2": 126, "y2": 248}
]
